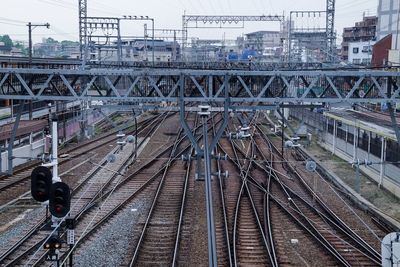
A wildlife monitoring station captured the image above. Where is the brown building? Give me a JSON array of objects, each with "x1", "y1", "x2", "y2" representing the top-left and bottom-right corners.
[
  {"x1": 372, "y1": 34, "x2": 392, "y2": 67},
  {"x1": 341, "y1": 16, "x2": 377, "y2": 61}
]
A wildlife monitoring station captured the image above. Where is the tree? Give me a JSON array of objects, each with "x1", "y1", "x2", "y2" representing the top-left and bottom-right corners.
[
  {"x1": 14, "y1": 42, "x2": 28, "y2": 55},
  {"x1": 0, "y1": 35, "x2": 13, "y2": 48},
  {"x1": 45, "y1": 37, "x2": 58, "y2": 44},
  {"x1": 61, "y1": 40, "x2": 79, "y2": 47}
]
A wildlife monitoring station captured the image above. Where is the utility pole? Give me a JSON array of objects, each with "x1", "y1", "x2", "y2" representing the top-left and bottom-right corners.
[
  {"x1": 27, "y1": 22, "x2": 49, "y2": 121},
  {"x1": 281, "y1": 106, "x2": 285, "y2": 167},
  {"x1": 173, "y1": 30, "x2": 177, "y2": 61},
  {"x1": 151, "y1": 18, "x2": 155, "y2": 66},
  {"x1": 144, "y1": 24, "x2": 148, "y2": 62},
  {"x1": 27, "y1": 22, "x2": 50, "y2": 65}
]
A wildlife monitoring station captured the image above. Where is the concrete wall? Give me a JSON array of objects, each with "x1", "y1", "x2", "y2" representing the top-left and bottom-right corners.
[
  {"x1": 0, "y1": 108, "x2": 109, "y2": 172},
  {"x1": 1, "y1": 138, "x2": 45, "y2": 172},
  {"x1": 377, "y1": 0, "x2": 400, "y2": 49},
  {"x1": 58, "y1": 109, "x2": 103, "y2": 141}
]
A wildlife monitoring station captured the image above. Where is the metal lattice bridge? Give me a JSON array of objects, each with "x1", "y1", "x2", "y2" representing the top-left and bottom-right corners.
[{"x1": 0, "y1": 68, "x2": 399, "y2": 107}]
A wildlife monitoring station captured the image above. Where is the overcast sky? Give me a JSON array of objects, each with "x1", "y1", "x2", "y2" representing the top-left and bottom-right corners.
[{"x1": 0, "y1": 0, "x2": 378, "y2": 44}]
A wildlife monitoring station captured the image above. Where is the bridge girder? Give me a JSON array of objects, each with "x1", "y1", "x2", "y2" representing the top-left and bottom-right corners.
[{"x1": 0, "y1": 68, "x2": 398, "y2": 108}]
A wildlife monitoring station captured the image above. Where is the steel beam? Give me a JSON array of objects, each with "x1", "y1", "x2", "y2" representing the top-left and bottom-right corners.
[{"x1": 0, "y1": 68, "x2": 399, "y2": 106}]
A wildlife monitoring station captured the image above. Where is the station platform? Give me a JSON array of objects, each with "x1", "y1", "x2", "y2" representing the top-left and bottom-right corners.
[
  {"x1": 290, "y1": 107, "x2": 400, "y2": 198},
  {"x1": 267, "y1": 111, "x2": 400, "y2": 230},
  {"x1": 324, "y1": 109, "x2": 398, "y2": 141}
]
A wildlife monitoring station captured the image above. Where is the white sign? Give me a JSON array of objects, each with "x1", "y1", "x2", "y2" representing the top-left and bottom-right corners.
[
  {"x1": 46, "y1": 253, "x2": 58, "y2": 261},
  {"x1": 67, "y1": 229, "x2": 75, "y2": 245}
]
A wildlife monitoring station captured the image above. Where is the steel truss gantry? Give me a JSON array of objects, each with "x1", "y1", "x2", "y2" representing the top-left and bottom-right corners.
[
  {"x1": 0, "y1": 68, "x2": 399, "y2": 106},
  {"x1": 326, "y1": 0, "x2": 336, "y2": 61},
  {"x1": 288, "y1": 0, "x2": 336, "y2": 62},
  {"x1": 79, "y1": 0, "x2": 87, "y2": 58},
  {"x1": 182, "y1": 15, "x2": 285, "y2": 55},
  {"x1": 183, "y1": 15, "x2": 284, "y2": 26}
]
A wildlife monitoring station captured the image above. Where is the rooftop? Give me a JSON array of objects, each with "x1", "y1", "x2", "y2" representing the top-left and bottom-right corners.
[{"x1": 324, "y1": 109, "x2": 399, "y2": 141}]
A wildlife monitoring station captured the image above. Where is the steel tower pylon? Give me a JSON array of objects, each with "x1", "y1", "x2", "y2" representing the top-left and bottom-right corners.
[
  {"x1": 326, "y1": 0, "x2": 336, "y2": 62},
  {"x1": 79, "y1": 0, "x2": 87, "y2": 59}
]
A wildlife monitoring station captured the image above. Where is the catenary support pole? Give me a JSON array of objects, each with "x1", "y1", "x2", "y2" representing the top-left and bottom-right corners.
[
  {"x1": 7, "y1": 101, "x2": 25, "y2": 175},
  {"x1": 202, "y1": 112, "x2": 218, "y2": 267}
]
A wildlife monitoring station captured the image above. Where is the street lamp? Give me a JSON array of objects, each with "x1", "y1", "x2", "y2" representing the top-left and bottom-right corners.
[{"x1": 27, "y1": 22, "x2": 50, "y2": 65}]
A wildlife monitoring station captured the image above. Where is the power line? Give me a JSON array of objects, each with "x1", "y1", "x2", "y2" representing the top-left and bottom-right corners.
[
  {"x1": 176, "y1": 0, "x2": 190, "y2": 12},
  {"x1": 205, "y1": 0, "x2": 218, "y2": 15},
  {"x1": 35, "y1": 0, "x2": 77, "y2": 11},
  {"x1": 50, "y1": 26, "x2": 78, "y2": 40},
  {"x1": 0, "y1": 16, "x2": 27, "y2": 24},
  {"x1": 0, "y1": 21, "x2": 26, "y2": 27},
  {"x1": 225, "y1": 0, "x2": 233, "y2": 14},
  {"x1": 213, "y1": 0, "x2": 225, "y2": 13}
]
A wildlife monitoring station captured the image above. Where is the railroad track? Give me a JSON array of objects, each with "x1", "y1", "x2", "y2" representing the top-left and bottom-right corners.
[
  {"x1": 127, "y1": 113, "x2": 196, "y2": 266},
  {"x1": 0, "y1": 111, "x2": 392, "y2": 266},
  {"x1": 0, "y1": 113, "x2": 170, "y2": 266},
  {"x1": 0, "y1": 112, "x2": 123, "y2": 180},
  {"x1": 217, "y1": 119, "x2": 276, "y2": 267},
  {"x1": 8, "y1": 112, "x2": 219, "y2": 266},
  {"x1": 63, "y1": 113, "x2": 220, "y2": 267},
  {"x1": 0, "y1": 114, "x2": 162, "y2": 207},
  {"x1": 252, "y1": 120, "x2": 384, "y2": 266},
  {"x1": 212, "y1": 113, "x2": 386, "y2": 266}
]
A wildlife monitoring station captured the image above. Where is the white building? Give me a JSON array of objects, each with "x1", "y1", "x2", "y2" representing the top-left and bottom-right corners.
[
  {"x1": 377, "y1": 0, "x2": 400, "y2": 49},
  {"x1": 348, "y1": 41, "x2": 375, "y2": 65},
  {"x1": 95, "y1": 39, "x2": 180, "y2": 62},
  {"x1": 245, "y1": 31, "x2": 283, "y2": 60}
]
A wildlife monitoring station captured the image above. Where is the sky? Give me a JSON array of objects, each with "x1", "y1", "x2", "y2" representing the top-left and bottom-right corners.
[{"x1": 0, "y1": 0, "x2": 379, "y2": 44}]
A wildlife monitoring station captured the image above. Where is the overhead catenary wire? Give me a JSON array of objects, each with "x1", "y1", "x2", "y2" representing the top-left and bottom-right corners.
[{"x1": 50, "y1": 26, "x2": 78, "y2": 40}]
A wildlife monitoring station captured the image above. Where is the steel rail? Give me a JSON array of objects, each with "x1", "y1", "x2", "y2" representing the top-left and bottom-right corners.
[
  {"x1": 0, "y1": 113, "x2": 159, "y2": 194},
  {"x1": 255, "y1": 125, "x2": 381, "y2": 263},
  {"x1": 171, "y1": 114, "x2": 199, "y2": 266},
  {"x1": 227, "y1": 123, "x2": 276, "y2": 267},
  {"x1": 211, "y1": 115, "x2": 233, "y2": 267},
  {"x1": 253, "y1": 126, "x2": 378, "y2": 265},
  {"x1": 129, "y1": 113, "x2": 189, "y2": 266},
  {"x1": 230, "y1": 136, "x2": 352, "y2": 266},
  {"x1": 0, "y1": 113, "x2": 167, "y2": 266},
  {"x1": 54, "y1": 114, "x2": 222, "y2": 266}
]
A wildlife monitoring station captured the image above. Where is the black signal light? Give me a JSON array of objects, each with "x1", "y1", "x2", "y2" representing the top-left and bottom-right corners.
[
  {"x1": 31, "y1": 166, "x2": 52, "y2": 202},
  {"x1": 49, "y1": 182, "x2": 71, "y2": 218}
]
